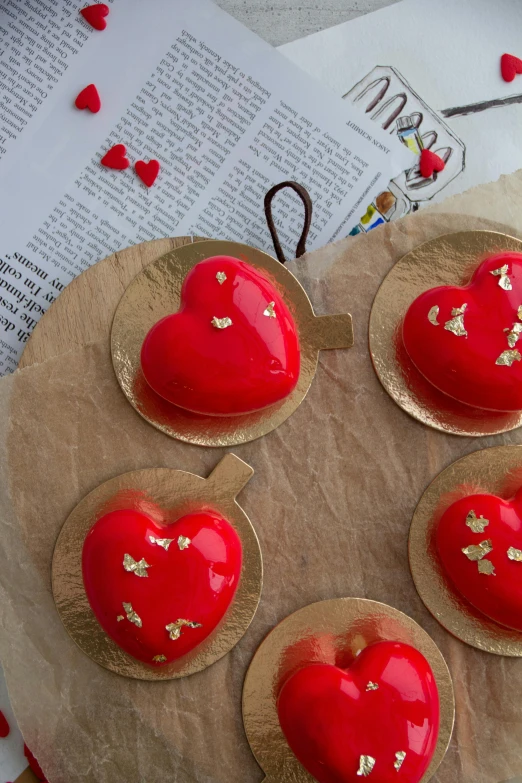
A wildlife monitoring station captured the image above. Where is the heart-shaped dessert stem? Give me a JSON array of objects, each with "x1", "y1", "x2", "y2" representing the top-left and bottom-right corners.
[
  {"x1": 82, "y1": 508, "x2": 242, "y2": 665},
  {"x1": 277, "y1": 641, "x2": 439, "y2": 783},
  {"x1": 141, "y1": 255, "x2": 301, "y2": 415},
  {"x1": 403, "y1": 251, "x2": 522, "y2": 411},
  {"x1": 437, "y1": 487, "x2": 522, "y2": 631}
]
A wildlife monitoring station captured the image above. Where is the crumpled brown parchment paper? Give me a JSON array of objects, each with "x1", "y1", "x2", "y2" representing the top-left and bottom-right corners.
[{"x1": 3, "y1": 173, "x2": 522, "y2": 783}]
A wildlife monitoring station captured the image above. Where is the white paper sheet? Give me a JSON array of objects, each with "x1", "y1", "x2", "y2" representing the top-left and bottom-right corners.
[
  {"x1": 280, "y1": 0, "x2": 522, "y2": 226},
  {"x1": 0, "y1": 0, "x2": 408, "y2": 376}
]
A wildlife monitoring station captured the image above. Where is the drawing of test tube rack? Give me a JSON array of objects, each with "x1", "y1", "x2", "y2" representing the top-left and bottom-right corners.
[{"x1": 343, "y1": 66, "x2": 465, "y2": 232}]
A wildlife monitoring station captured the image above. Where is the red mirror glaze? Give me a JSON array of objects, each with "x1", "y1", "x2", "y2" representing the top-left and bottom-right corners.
[
  {"x1": 402, "y1": 251, "x2": 522, "y2": 411},
  {"x1": 437, "y1": 488, "x2": 522, "y2": 631},
  {"x1": 82, "y1": 509, "x2": 242, "y2": 665},
  {"x1": 140, "y1": 255, "x2": 300, "y2": 415},
  {"x1": 277, "y1": 641, "x2": 440, "y2": 783}
]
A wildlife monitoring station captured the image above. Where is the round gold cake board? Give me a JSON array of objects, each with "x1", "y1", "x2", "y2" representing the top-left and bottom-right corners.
[
  {"x1": 369, "y1": 230, "x2": 522, "y2": 437},
  {"x1": 52, "y1": 454, "x2": 262, "y2": 680},
  {"x1": 242, "y1": 597, "x2": 454, "y2": 783},
  {"x1": 409, "y1": 444, "x2": 522, "y2": 656},
  {"x1": 110, "y1": 239, "x2": 353, "y2": 448}
]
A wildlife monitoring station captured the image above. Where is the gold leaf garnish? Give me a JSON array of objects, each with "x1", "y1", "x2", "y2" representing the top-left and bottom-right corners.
[
  {"x1": 357, "y1": 755, "x2": 376, "y2": 777},
  {"x1": 478, "y1": 559, "x2": 496, "y2": 575},
  {"x1": 216, "y1": 271, "x2": 227, "y2": 284},
  {"x1": 263, "y1": 301, "x2": 276, "y2": 318},
  {"x1": 462, "y1": 539, "x2": 493, "y2": 561},
  {"x1": 491, "y1": 264, "x2": 512, "y2": 290},
  {"x1": 166, "y1": 619, "x2": 202, "y2": 641},
  {"x1": 444, "y1": 304, "x2": 467, "y2": 337},
  {"x1": 496, "y1": 349, "x2": 522, "y2": 366},
  {"x1": 427, "y1": 305, "x2": 439, "y2": 326},
  {"x1": 466, "y1": 510, "x2": 489, "y2": 534},
  {"x1": 508, "y1": 546, "x2": 522, "y2": 561},
  {"x1": 152, "y1": 654, "x2": 167, "y2": 663},
  {"x1": 149, "y1": 536, "x2": 174, "y2": 551},
  {"x1": 116, "y1": 615, "x2": 124, "y2": 622},
  {"x1": 518, "y1": 305, "x2": 522, "y2": 321},
  {"x1": 366, "y1": 681, "x2": 379, "y2": 691},
  {"x1": 505, "y1": 322, "x2": 522, "y2": 348},
  {"x1": 123, "y1": 553, "x2": 151, "y2": 577},
  {"x1": 177, "y1": 535, "x2": 191, "y2": 550},
  {"x1": 122, "y1": 602, "x2": 142, "y2": 627},
  {"x1": 211, "y1": 316, "x2": 233, "y2": 329},
  {"x1": 394, "y1": 751, "x2": 406, "y2": 771}
]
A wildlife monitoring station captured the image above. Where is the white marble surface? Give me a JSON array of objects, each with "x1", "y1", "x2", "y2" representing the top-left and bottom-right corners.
[{"x1": 217, "y1": 0, "x2": 399, "y2": 46}]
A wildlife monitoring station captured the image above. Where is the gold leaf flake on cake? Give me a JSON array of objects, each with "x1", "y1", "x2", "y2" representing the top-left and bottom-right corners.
[
  {"x1": 357, "y1": 755, "x2": 376, "y2": 777},
  {"x1": 166, "y1": 619, "x2": 202, "y2": 641},
  {"x1": 394, "y1": 752, "x2": 406, "y2": 771},
  {"x1": 462, "y1": 540, "x2": 493, "y2": 561},
  {"x1": 116, "y1": 615, "x2": 124, "y2": 622},
  {"x1": 123, "y1": 553, "x2": 151, "y2": 577},
  {"x1": 478, "y1": 559, "x2": 496, "y2": 575},
  {"x1": 149, "y1": 536, "x2": 174, "y2": 551},
  {"x1": 211, "y1": 316, "x2": 233, "y2": 329},
  {"x1": 177, "y1": 535, "x2": 191, "y2": 550},
  {"x1": 466, "y1": 510, "x2": 489, "y2": 534},
  {"x1": 507, "y1": 546, "x2": 522, "y2": 561},
  {"x1": 444, "y1": 304, "x2": 467, "y2": 337},
  {"x1": 122, "y1": 602, "x2": 142, "y2": 627},
  {"x1": 366, "y1": 681, "x2": 379, "y2": 691},
  {"x1": 427, "y1": 306, "x2": 440, "y2": 326},
  {"x1": 490, "y1": 264, "x2": 512, "y2": 290},
  {"x1": 518, "y1": 305, "x2": 522, "y2": 321},
  {"x1": 263, "y1": 301, "x2": 276, "y2": 318},
  {"x1": 152, "y1": 654, "x2": 167, "y2": 663},
  {"x1": 216, "y1": 271, "x2": 227, "y2": 284},
  {"x1": 496, "y1": 349, "x2": 522, "y2": 366}
]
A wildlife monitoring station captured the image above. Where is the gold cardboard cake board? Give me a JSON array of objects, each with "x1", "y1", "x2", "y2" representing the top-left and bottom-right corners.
[
  {"x1": 52, "y1": 454, "x2": 262, "y2": 680},
  {"x1": 242, "y1": 597, "x2": 454, "y2": 783},
  {"x1": 410, "y1": 444, "x2": 522, "y2": 656},
  {"x1": 369, "y1": 230, "x2": 522, "y2": 436},
  {"x1": 111, "y1": 239, "x2": 353, "y2": 447}
]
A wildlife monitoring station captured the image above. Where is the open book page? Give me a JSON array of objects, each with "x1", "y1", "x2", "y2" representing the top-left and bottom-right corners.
[
  {"x1": 280, "y1": 0, "x2": 522, "y2": 222},
  {"x1": 0, "y1": 0, "x2": 409, "y2": 374}
]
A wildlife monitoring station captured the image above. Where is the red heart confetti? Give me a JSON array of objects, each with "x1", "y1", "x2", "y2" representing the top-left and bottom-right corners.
[
  {"x1": 402, "y1": 251, "x2": 522, "y2": 412},
  {"x1": 437, "y1": 488, "x2": 522, "y2": 631},
  {"x1": 0, "y1": 710, "x2": 9, "y2": 738},
  {"x1": 501, "y1": 53, "x2": 522, "y2": 83},
  {"x1": 141, "y1": 255, "x2": 301, "y2": 415},
  {"x1": 134, "y1": 159, "x2": 160, "y2": 187},
  {"x1": 82, "y1": 508, "x2": 242, "y2": 665},
  {"x1": 278, "y1": 641, "x2": 440, "y2": 783},
  {"x1": 80, "y1": 3, "x2": 109, "y2": 31},
  {"x1": 24, "y1": 744, "x2": 47, "y2": 782},
  {"x1": 419, "y1": 148, "x2": 445, "y2": 179},
  {"x1": 74, "y1": 84, "x2": 101, "y2": 114},
  {"x1": 101, "y1": 143, "x2": 130, "y2": 170}
]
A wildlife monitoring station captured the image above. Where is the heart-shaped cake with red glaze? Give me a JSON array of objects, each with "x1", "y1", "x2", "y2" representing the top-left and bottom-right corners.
[
  {"x1": 403, "y1": 251, "x2": 522, "y2": 411},
  {"x1": 140, "y1": 255, "x2": 300, "y2": 416},
  {"x1": 437, "y1": 488, "x2": 522, "y2": 631},
  {"x1": 82, "y1": 508, "x2": 242, "y2": 665},
  {"x1": 277, "y1": 641, "x2": 440, "y2": 783}
]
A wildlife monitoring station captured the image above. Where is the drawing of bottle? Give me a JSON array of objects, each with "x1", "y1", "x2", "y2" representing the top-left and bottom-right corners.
[
  {"x1": 396, "y1": 115, "x2": 424, "y2": 155},
  {"x1": 349, "y1": 190, "x2": 397, "y2": 235}
]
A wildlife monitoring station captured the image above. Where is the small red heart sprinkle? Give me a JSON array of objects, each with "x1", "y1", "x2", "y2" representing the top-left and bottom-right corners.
[
  {"x1": 101, "y1": 143, "x2": 130, "y2": 170},
  {"x1": 75, "y1": 84, "x2": 101, "y2": 114},
  {"x1": 0, "y1": 710, "x2": 9, "y2": 738},
  {"x1": 24, "y1": 744, "x2": 47, "y2": 781},
  {"x1": 80, "y1": 4, "x2": 109, "y2": 31},
  {"x1": 501, "y1": 53, "x2": 522, "y2": 82},
  {"x1": 419, "y1": 148, "x2": 445, "y2": 179},
  {"x1": 135, "y1": 159, "x2": 160, "y2": 187}
]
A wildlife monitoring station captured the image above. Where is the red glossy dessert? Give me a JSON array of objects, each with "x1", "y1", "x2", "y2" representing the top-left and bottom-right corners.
[
  {"x1": 402, "y1": 251, "x2": 522, "y2": 411},
  {"x1": 437, "y1": 488, "x2": 522, "y2": 631},
  {"x1": 141, "y1": 255, "x2": 300, "y2": 415},
  {"x1": 277, "y1": 641, "x2": 440, "y2": 783},
  {"x1": 82, "y1": 508, "x2": 242, "y2": 665}
]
